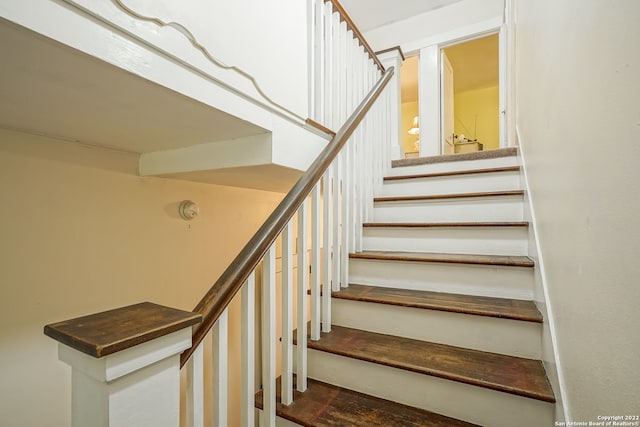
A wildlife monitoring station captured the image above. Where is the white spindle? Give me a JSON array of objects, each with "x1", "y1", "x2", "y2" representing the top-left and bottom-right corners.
[
  {"x1": 241, "y1": 272, "x2": 255, "y2": 427},
  {"x1": 338, "y1": 21, "x2": 347, "y2": 123},
  {"x1": 281, "y1": 223, "x2": 294, "y2": 405},
  {"x1": 186, "y1": 342, "x2": 204, "y2": 427},
  {"x1": 321, "y1": 171, "x2": 332, "y2": 333},
  {"x1": 296, "y1": 201, "x2": 309, "y2": 392},
  {"x1": 211, "y1": 309, "x2": 228, "y2": 427},
  {"x1": 340, "y1": 142, "x2": 350, "y2": 288},
  {"x1": 314, "y1": 0, "x2": 325, "y2": 122},
  {"x1": 331, "y1": 152, "x2": 341, "y2": 291},
  {"x1": 261, "y1": 246, "x2": 276, "y2": 427},
  {"x1": 311, "y1": 185, "x2": 321, "y2": 341},
  {"x1": 324, "y1": 2, "x2": 333, "y2": 125}
]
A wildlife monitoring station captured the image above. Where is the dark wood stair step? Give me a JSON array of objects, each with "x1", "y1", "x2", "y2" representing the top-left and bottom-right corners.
[
  {"x1": 333, "y1": 284, "x2": 542, "y2": 323},
  {"x1": 384, "y1": 165, "x2": 521, "y2": 181},
  {"x1": 349, "y1": 251, "x2": 535, "y2": 268},
  {"x1": 298, "y1": 325, "x2": 555, "y2": 403},
  {"x1": 363, "y1": 221, "x2": 529, "y2": 228},
  {"x1": 255, "y1": 375, "x2": 479, "y2": 427},
  {"x1": 374, "y1": 190, "x2": 524, "y2": 203}
]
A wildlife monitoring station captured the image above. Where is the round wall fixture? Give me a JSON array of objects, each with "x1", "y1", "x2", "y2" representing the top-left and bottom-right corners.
[{"x1": 179, "y1": 200, "x2": 199, "y2": 220}]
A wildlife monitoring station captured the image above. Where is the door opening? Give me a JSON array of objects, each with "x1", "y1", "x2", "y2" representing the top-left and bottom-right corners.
[{"x1": 440, "y1": 34, "x2": 500, "y2": 155}]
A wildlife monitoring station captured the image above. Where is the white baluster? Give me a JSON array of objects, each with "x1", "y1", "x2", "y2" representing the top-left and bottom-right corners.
[
  {"x1": 332, "y1": 11, "x2": 340, "y2": 128},
  {"x1": 211, "y1": 309, "x2": 228, "y2": 427},
  {"x1": 311, "y1": 185, "x2": 321, "y2": 341},
  {"x1": 281, "y1": 223, "x2": 294, "y2": 405},
  {"x1": 241, "y1": 272, "x2": 256, "y2": 427},
  {"x1": 321, "y1": 171, "x2": 332, "y2": 333},
  {"x1": 261, "y1": 246, "x2": 276, "y2": 427},
  {"x1": 296, "y1": 200, "x2": 309, "y2": 392},
  {"x1": 186, "y1": 342, "x2": 204, "y2": 427},
  {"x1": 314, "y1": 0, "x2": 325, "y2": 122},
  {"x1": 324, "y1": 2, "x2": 333, "y2": 125},
  {"x1": 340, "y1": 141, "x2": 350, "y2": 288},
  {"x1": 331, "y1": 153, "x2": 341, "y2": 291},
  {"x1": 338, "y1": 20, "x2": 347, "y2": 123}
]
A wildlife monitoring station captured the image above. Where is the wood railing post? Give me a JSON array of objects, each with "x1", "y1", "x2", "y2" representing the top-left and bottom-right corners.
[{"x1": 44, "y1": 303, "x2": 201, "y2": 427}]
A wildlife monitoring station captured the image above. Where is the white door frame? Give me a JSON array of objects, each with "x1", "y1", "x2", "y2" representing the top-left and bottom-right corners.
[{"x1": 416, "y1": 17, "x2": 510, "y2": 156}]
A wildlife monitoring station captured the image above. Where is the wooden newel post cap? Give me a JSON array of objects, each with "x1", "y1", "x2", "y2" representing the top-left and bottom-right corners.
[{"x1": 44, "y1": 302, "x2": 202, "y2": 358}]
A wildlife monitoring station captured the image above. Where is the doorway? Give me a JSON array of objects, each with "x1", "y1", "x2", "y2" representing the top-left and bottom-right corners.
[
  {"x1": 400, "y1": 55, "x2": 420, "y2": 158},
  {"x1": 441, "y1": 34, "x2": 500, "y2": 155}
]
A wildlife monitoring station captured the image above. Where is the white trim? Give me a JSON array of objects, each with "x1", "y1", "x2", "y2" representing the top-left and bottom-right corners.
[
  {"x1": 517, "y1": 127, "x2": 569, "y2": 422},
  {"x1": 401, "y1": 17, "x2": 503, "y2": 54},
  {"x1": 498, "y1": 24, "x2": 508, "y2": 148}
]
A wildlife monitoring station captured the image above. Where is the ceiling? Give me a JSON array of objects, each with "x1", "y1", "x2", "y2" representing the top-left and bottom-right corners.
[
  {"x1": 0, "y1": 18, "x2": 267, "y2": 154},
  {"x1": 340, "y1": 0, "x2": 464, "y2": 32}
]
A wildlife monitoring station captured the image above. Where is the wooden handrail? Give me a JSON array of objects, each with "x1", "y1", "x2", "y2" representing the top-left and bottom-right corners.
[
  {"x1": 324, "y1": 0, "x2": 385, "y2": 72},
  {"x1": 180, "y1": 66, "x2": 395, "y2": 367}
]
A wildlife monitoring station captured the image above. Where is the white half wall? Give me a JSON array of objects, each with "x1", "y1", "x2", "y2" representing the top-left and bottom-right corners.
[
  {"x1": 363, "y1": 0, "x2": 504, "y2": 53},
  {"x1": 514, "y1": 0, "x2": 640, "y2": 422}
]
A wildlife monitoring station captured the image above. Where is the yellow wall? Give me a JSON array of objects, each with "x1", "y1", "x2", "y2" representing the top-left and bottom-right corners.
[
  {"x1": 0, "y1": 128, "x2": 285, "y2": 427},
  {"x1": 401, "y1": 101, "x2": 420, "y2": 154},
  {"x1": 454, "y1": 85, "x2": 499, "y2": 150}
]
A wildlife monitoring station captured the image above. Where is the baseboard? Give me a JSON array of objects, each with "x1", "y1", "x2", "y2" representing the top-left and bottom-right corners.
[{"x1": 515, "y1": 127, "x2": 568, "y2": 423}]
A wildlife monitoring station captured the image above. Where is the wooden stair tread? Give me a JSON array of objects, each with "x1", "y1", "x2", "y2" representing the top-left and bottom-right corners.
[
  {"x1": 300, "y1": 325, "x2": 555, "y2": 403},
  {"x1": 392, "y1": 147, "x2": 517, "y2": 168},
  {"x1": 255, "y1": 376, "x2": 479, "y2": 427},
  {"x1": 333, "y1": 284, "x2": 542, "y2": 322},
  {"x1": 363, "y1": 221, "x2": 529, "y2": 228},
  {"x1": 384, "y1": 165, "x2": 520, "y2": 181},
  {"x1": 374, "y1": 190, "x2": 524, "y2": 203},
  {"x1": 350, "y1": 251, "x2": 535, "y2": 267}
]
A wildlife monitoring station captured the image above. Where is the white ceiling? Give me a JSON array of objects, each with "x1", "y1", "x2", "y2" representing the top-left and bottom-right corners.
[
  {"x1": 340, "y1": 0, "x2": 465, "y2": 32},
  {"x1": 0, "y1": 18, "x2": 266, "y2": 154}
]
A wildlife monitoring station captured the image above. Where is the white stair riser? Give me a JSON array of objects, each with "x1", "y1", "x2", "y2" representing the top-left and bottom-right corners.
[
  {"x1": 349, "y1": 258, "x2": 534, "y2": 300},
  {"x1": 373, "y1": 196, "x2": 524, "y2": 223},
  {"x1": 299, "y1": 349, "x2": 554, "y2": 427},
  {"x1": 388, "y1": 156, "x2": 519, "y2": 177},
  {"x1": 380, "y1": 171, "x2": 521, "y2": 197},
  {"x1": 331, "y1": 298, "x2": 541, "y2": 359},
  {"x1": 363, "y1": 226, "x2": 528, "y2": 256}
]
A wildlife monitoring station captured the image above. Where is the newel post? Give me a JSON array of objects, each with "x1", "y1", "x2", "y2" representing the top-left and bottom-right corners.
[
  {"x1": 377, "y1": 47, "x2": 405, "y2": 161},
  {"x1": 44, "y1": 302, "x2": 202, "y2": 427}
]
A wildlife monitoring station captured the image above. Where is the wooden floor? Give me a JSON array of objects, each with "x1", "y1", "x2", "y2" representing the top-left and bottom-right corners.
[
  {"x1": 350, "y1": 251, "x2": 535, "y2": 268},
  {"x1": 255, "y1": 376, "x2": 480, "y2": 427},
  {"x1": 333, "y1": 284, "x2": 543, "y2": 322},
  {"x1": 300, "y1": 325, "x2": 555, "y2": 403}
]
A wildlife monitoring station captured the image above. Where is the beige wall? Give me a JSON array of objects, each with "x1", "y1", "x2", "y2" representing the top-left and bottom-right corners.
[
  {"x1": 454, "y1": 86, "x2": 499, "y2": 150},
  {"x1": 0, "y1": 128, "x2": 284, "y2": 427},
  {"x1": 514, "y1": 0, "x2": 640, "y2": 421}
]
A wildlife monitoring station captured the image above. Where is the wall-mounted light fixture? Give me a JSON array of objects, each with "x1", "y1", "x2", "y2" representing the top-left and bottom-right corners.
[
  {"x1": 179, "y1": 200, "x2": 199, "y2": 221},
  {"x1": 408, "y1": 115, "x2": 420, "y2": 135}
]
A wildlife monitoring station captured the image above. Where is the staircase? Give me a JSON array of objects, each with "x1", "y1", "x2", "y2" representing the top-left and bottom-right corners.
[{"x1": 257, "y1": 148, "x2": 556, "y2": 426}]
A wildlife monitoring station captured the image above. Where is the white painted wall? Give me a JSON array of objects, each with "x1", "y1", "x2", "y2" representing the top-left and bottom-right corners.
[
  {"x1": 514, "y1": 0, "x2": 640, "y2": 421},
  {"x1": 363, "y1": 0, "x2": 504, "y2": 53},
  {"x1": 0, "y1": 0, "x2": 308, "y2": 121},
  {"x1": 0, "y1": 128, "x2": 284, "y2": 427}
]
